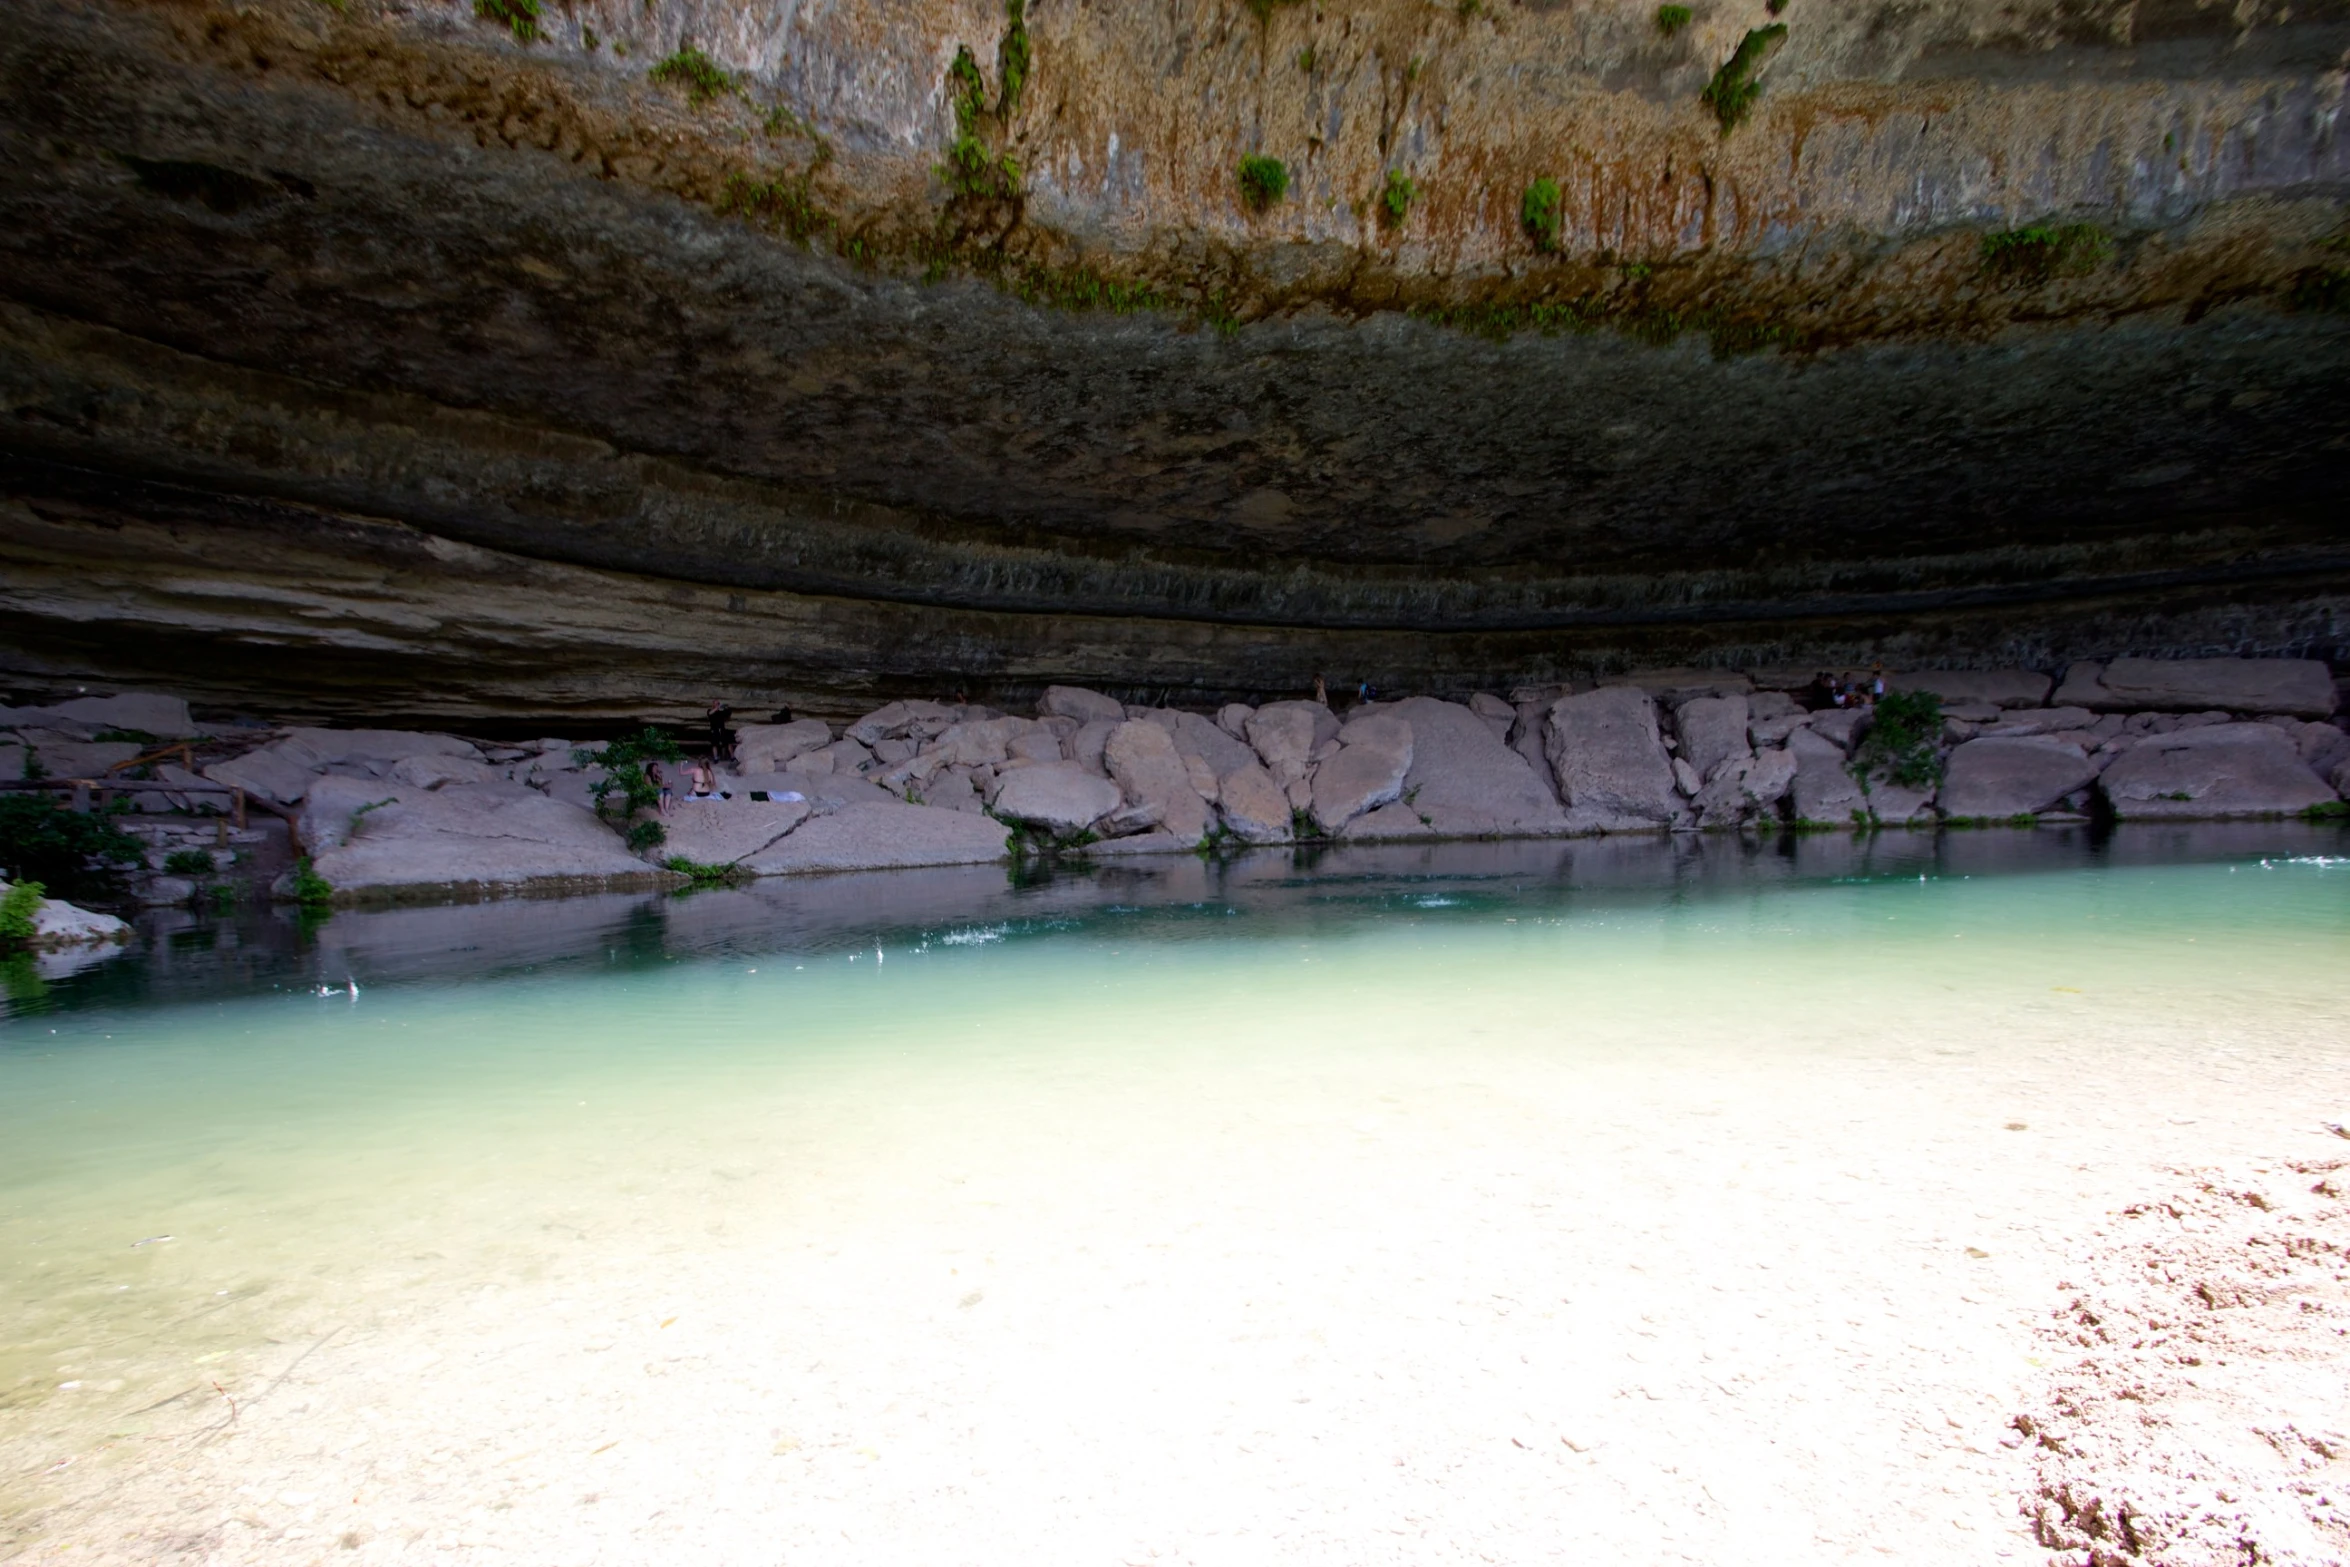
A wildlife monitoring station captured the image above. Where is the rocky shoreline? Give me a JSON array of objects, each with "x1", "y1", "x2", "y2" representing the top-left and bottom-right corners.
[{"x1": 2, "y1": 657, "x2": 2344, "y2": 906}]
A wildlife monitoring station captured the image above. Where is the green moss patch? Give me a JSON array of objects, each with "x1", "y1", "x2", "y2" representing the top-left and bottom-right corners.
[{"x1": 1700, "y1": 24, "x2": 1785, "y2": 134}]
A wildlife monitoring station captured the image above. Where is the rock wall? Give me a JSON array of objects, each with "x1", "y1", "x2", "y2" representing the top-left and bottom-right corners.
[{"x1": 2, "y1": 0, "x2": 2347, "y2": 716}]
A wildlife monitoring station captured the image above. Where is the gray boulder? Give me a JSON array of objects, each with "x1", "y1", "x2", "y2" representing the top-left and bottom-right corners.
[
  {"x1": 1310, "y1": 714, "x2": 1414, "y2": 834},
  {"x1": 11, "y1": 735, "x2": 143, "y2": 778},
  {"x1": 651, "y1": 799, "x2": 811, "y2": 865},
  {"x1": 1103, "y1": 720, "x2": 1212, "y2": 843},
  {"x1": 1215, "y1": 761, "x2": 1293, "y2": 842},
  {"x1": 2098, "y1": 724, "x2": 2337, "y2": 818},
  {"x1": 923, "y1": 717, "x2": 1034, "y2": 768},
  {"x1": 1171, "y1": 710, "x2": 1259, "y2": 779},
  {"x1": 1544, "y1": 687, "x2": 1679, "y2": 833},
  {"x1": 1216, "y1": 703, "x2": 1255, "y2": 739},
  {"x1": 296, "y1": 775, "x2": 650, "y2": 897},
  {"x1": 391, "y1": 753, "x2": 507, "y2": 790},
  {"x1": 992, "y1": 763, "x2": 1122, "y2": 835},
  {"x1": 1377, "y1": 696, "x2": 1566, "y2": 837},
  {"x1": 1974, "y1": 706, "x2": 2098, "y2": 739},
  {"x1": 1805, "y1": 708, "x2": 1869, "y2": 749},
  {"x1": 1676, "y1": 695, "x2": 1752, "y2": 783},
  {"x1": 1006, "y1": 729, "x2": 1065, "y2": 763},
  {"x1": 1693, "y1": 747, "x2": 1797, "y2": 828},
  {"x1": 1069, "y1": 718, "x2": 1119, "y2": 774},
  {"x1": 1888, "y1": 669, "x2": 2054, "y2": 708},
  {"x1": 1940, "y1": 736, "x2": 2101, "y2": 820},
  {"x1": 1040, "y1": 685, "x2": 1127, "y2": 725},
  {"x1": 0, "y1": 881, "x2": 130, "y2": 947},
  {"x1": 1087, "y1": 829, "x2": 1191, "y2": 857},
  {"x1": 740, "y1": 801, "x2": 1010, "y2": 874},
  {"x1": 1786, "y1": 726, "x2": 1868, "y2": 825},
  {"x1": 735, "y1": 719, "x2": 833, "y2": 773},
  {"x1": 1341, "y1": 802, "x2": 1433, "y2": 840},
  {"x1": 1246, "y1": 701, "x2": 1339, "y2": 776},
  {"x1": 2057, "y1": 658, "x2": 2338, "y2": 717}
]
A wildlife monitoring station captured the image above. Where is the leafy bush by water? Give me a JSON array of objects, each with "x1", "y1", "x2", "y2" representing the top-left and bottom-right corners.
[
  {"x1": 0, "y1": 880, "x2": 43, "y2": 946},
  {"x1": 1850, "y1": 691, "x2": 1946, "y2": 792},
  {"x1": 0, "y1": 796, "x2": 145, "y2": 903}
]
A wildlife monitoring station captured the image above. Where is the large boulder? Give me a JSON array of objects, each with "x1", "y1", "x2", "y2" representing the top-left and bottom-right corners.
[
  {"x1": 1887, "y1": 669, "x2": 2054, "y2": 709},
  {"x1": 1214, "y1": 760, "x2": 1293, "y2": 842},
  {"x1": 1676, "y1": 695, "x2": 1751, "y2": 783},
  {"x1": 2055, "y1": 658, "x2": 2338, "y2": 717},
  {"x1": 1310, "y1": 714, "x2": 1414, "y2": 833},
  {"x1": 1544, "y1": 687, "x2": 1679, "y2": 833},
  {"x1": 735, "y1": 719, "x2": 833, "y2": 773},
  {"x1": 739, "y1": 802, "x2": 1010, "y2": 874},
  {"x1": 1039, "y1": 685, "x2": 1127, "y2": 725},
  {"x1": 2098, "y1": 724, "x2": 2338, "y2": 818},
  {"x1": 1940, "y1": 736, "x2": 2101, "y2": 819},
  {"x1": 1170, "y1": 710, "x2": 1259, "y2": 779},
  {"x1": 649, "y1": 799, "x2": 811, "y2": 865},
  {"x1": 1692, "y1": 747, "x2": 1797, "y2": 828},
  {"x1": 295, "y1": 775, "x2": 651, "y2": 897},
  {"x1": 204, "y1": 743, "x2": 324, "y2": 805},
  {"x1": 992, "y1": 763, "x2": 1122, "y2": 835},
  {"x1": 2, "y1": 881, "x2": 131, "y2": 948},
  {"x1": 1103, "y1": 720, "x2": 1213, "y2": 843},
  {"x1": 391, "y1": 753, "x2": 508, "y2": 790},
  {"x1": 1786, "y1": 726, "x2": 1869, "y2": 825},
  {"x1": 1245, "y1": 701, "x2": 1339, "y2": 782},
  {"x1": 0, "y1": 691, "x2": 198, "y2": 738},
  {"x1": 1377, "y1": 697, "x2": 1566, "y2": 837},
  {"x1": 923, "y1": 717, "x2": 1036, "y2": 768}
]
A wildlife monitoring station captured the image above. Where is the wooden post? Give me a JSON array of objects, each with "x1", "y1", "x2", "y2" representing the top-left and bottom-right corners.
[{"x1": 232, "y1": 787, "x2": 247, "y2": 830}]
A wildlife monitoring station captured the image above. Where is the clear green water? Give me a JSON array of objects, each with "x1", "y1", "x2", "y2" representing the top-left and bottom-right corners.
[{"x1": 2, "y1": 828, "x2": 2346, "y2": 1560}]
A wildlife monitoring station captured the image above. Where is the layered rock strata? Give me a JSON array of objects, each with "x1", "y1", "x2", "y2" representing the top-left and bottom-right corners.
[{"x1": 2, "y1": 0, "x2": 2347, "y2": 714}]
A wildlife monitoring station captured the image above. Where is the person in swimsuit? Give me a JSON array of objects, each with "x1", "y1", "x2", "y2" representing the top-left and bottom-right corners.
[
  {"x1": 685, "y1": 761, "x2": 721, "y2": 801},
  {"x1": 647, "y1": 761, "x2": 673, "y2": 815}
]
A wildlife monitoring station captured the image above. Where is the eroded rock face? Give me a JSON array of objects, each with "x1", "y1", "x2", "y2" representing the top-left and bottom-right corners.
[
  {"x1": 2056, "y1": 659, "x2": 2339, "y2": 718},
  {"x1": 0, "y1": 1, "x2": 2343, "y2": 716}
]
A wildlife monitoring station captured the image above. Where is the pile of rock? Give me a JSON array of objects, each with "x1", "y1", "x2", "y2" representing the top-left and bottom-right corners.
[{"x1": 4, "y1": 657, "x2": 2341, "y2": 905}]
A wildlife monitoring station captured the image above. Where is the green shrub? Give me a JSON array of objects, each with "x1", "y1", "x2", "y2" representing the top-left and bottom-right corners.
[
  {"x1": 1521, "y1": 177, "x2": 1562, "y2": 252},
  {"x1": 1379, "y1": 169, "x2": 1417, "y2": 227},
  {"x1": 0, "y1": 795, "x2": 145, "y2": 903},
  {"x1": 940, "y1": 45, "x2": 1021, "y2": 200},
  {"x1": 1237, "y1": 154, "x2": 1289, "y2": 213},
  {"x1": 1979, "y1": 222, "x2": 2113, "y2": 284},
  {"x1": 651, "y1": 45, "x2": 735, "y2": 107},
  {"x1": 0, "y1": 880, "x2": 43, "y2": 946},
  {"x1": 1700, "y1": 23, "x2": 1785, "y2": 133},
  {"x1": 1656, "y1": 4, "x2": 1693, "y2": 35},
  {"x1": 626, "y1": 820, "x2": 668, "y2": 852},
  {"x1": 998, "y1": 0, "x2": 1032, "y2": 118},
  {"x1": 663, "y1": 855, "x2": 743, "y2": 884},
  {"x1": 473, "y1": 0, "x2": 539, "y2": 42},
  {"x1": 574, "y1": 728, "x2": 685, "y2": 829},
  {"x1": 290, "y1": 857, "x2": 334, "y2": 906},
  {"x1": 163, "y1": 848, "x2": 215, "y2": 876},
  {"x1": 1850, "y1": 691, "x2": 1946, "y2": 792}
]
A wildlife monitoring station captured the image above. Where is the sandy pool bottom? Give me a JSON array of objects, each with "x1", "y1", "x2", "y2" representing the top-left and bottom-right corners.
[{"x1": 2, "y1": 860, "x2": 2348, "y2": 1565}]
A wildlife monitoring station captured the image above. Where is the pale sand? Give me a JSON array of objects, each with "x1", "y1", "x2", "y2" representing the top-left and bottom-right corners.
[{"x1": 3, "y1": 881, "x2": 2348, "y2": 1566}]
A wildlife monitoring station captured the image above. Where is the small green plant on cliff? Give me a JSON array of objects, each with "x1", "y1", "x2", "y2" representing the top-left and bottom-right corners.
[
  {"x1": 162, "y1": 849, "x2": 215, "y2": 877},
  {"x1": 0, "y1": 881, "x2": 43, "y2": 947},
  {"x1": 1700, "y1": 23, "x2": 1786, "y2": 133},
  {"x1": 1979, "y1": 221, "x2": 2113, "y2": 285},
  {"x1": 290, "y1": 856, "x2": 334, "y2": 907},
  {"x1": 1521, "y1": 177, "x2": 1562, "y2": 252},
  {"x1": 1378, "y1": 169, "x2": 1418, "y2": 228},
  {"x1": 1237, "y1": 155, "x2": 1289, "y2": 213},
  {"x1": 573, "y1": 728, "x2": 686, "y2": 840},
  {"x1": 1849, "y1": 691, "x2": 1946, "y2": 793},
  {"x1": 1655, "y1": 4, "x2": 1693, "y2": 36},
  {"x1": 998, "y1": 0, "x2": 1032, "y2": 118},
  {"x1": 0, "y1": 795, "x2": 144, "y2": 904},
  {"x1": 474, "y1": 0, "x2": 540, "y2": 42},
  {"x1": 651, "y1": 45, "x2": 736, "y2": 107},
  {"x1": 940, "y1": 45, "x2": 1021, "y2": 200}
]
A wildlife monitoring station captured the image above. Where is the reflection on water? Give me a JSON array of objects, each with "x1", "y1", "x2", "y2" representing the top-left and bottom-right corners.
[
  {"x1": 0, "y1": 822, "x2": 2345, "y2": 1562},
  {"x1": 9, "y1": 821, "x2": 2346, "y2": 1016}
]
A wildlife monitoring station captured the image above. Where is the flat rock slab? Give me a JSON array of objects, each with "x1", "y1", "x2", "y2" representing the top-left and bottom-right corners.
[
  {"x1": 740, "y1": 802, "x2": 1010, "y2": 875},
  {"x1": 0, "y1": 691, "x2": 197, "y2": 738},
  {"x1": 992, "y1": 762, "x2": 1121, "y2": 834},
  {"x1": 1941, "y1": 736, "x2": 2101, "y2": 819},
  {"x1": 1039, "y1": 685, "x2": 1127, "y2": 725},
  {"x1": 2057, "y1": 658, "x2": 2338, "y2": 717},
  {"x1": 1546, "y1": 687, "x2": 1679, "y2": 833},
  {"x1": 300, "y1": 777, "x2": 649, "y2": 896},
  {"x1": 206, "y1": 744, "x2": 324, "y2": 805},
  {"x1": 1105, "y1": 720, "x2": 1212, "y2": 844},
  {"x1": 2098, "y1": 724, "x2": 2336, "y2": 819},
  {"x1": 735, "y1": 719, "x2": 833, "y2": 772},
  {"x1": 652, "y1": 800, "x2": 811, "y2": 865},
  {"x1": 1888, "y1": 670, "x2": 2054, "y2": 708},
  {"x1": 287, "y1": 728, "x2": 485, "y2": 765}
]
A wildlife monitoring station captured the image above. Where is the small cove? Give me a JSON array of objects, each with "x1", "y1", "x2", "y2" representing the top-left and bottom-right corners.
[{"x1": 3, "y1": 826, "x2": 2347, "y2": 1563}]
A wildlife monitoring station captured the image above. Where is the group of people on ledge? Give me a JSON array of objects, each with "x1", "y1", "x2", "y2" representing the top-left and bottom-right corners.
[{"x1": 1811, "y1": 664, "x2": 1889, "y2": 710}]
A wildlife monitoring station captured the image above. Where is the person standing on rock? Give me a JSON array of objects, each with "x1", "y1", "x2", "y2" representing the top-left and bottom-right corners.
[
  {"x1": 705, "y1": 700, "x2": 734, "y2": 762},
  {"x1": 1314, "y1": 675, "x2": 1328, "y2": 705}
]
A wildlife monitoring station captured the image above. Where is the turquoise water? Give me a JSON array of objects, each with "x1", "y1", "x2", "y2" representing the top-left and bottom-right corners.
[{"x1": 2, "y1": 827, "x2": 2346, "y2": 1562}]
